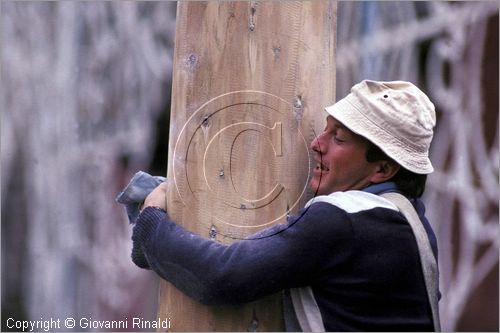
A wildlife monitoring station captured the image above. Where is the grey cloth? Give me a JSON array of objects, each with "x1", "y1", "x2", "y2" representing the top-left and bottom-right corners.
[{"x1": 115, "y1": 171, "x2": 166, "y2": 223}]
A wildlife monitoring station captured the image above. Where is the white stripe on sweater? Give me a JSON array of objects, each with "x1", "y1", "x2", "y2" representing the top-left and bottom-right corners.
[{"x1": 305, "y1": 190, "x2": 399, "y2": 213}]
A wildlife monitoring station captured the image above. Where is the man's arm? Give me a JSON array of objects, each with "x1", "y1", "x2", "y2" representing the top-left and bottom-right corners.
[{"x1": 131, "y1": 201, "x2": 354, "y2": 306}]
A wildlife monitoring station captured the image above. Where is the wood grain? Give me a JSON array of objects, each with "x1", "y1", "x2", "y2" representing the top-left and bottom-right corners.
[{"x1": 159, "y1": 1, "x2": 336, "y2": 331}]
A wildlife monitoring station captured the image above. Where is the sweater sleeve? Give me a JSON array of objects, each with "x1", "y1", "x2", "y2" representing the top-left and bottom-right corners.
[{"x1": 131, "y1": 203, "x2": 354, "y2": 305}]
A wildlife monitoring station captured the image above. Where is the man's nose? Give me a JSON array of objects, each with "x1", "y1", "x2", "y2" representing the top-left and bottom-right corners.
[{"x1": 310, "y1": 133, "x2": 325, "y2": 153}]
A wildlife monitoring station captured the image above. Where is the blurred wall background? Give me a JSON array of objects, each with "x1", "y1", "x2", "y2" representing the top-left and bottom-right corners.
[
  {"x1": 1, "y1": 2, "x2": 177, "y2": 330},
  {"x1": 1, "y1": 1, "x2": 498, "y2": 331}
]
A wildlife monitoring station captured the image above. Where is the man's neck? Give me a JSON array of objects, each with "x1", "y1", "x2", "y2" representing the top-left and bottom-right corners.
[{"x1": 362, "y1": 181, "x2": 399, "y2": 195}]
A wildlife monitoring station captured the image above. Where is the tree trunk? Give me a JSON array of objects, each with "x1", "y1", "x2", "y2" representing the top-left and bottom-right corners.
[{"x1": 159, "y1": 1, "x2": 336, "y2": 330}]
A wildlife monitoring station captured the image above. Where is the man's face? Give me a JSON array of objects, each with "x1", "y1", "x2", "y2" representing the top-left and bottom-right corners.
[{"x1": 309, "y1": 116, "x2": 379, "y2": 195}]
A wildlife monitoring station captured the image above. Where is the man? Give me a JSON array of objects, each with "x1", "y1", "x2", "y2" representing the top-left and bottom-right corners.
[{"x1": 130, "y1": 80, "x2": 440, "y2": 331}]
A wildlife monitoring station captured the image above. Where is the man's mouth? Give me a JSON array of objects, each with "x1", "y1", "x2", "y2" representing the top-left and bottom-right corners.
[{"x1": 315, "y1": 163, "x2": 330, "y2": 172}]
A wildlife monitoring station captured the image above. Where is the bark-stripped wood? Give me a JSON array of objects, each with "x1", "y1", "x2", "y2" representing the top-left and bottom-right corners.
[{"x1": 159, "y1": 1, "x2": 336, "y2": 331}]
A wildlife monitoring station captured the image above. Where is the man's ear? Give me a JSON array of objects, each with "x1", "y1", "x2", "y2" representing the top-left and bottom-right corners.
[{"x1": 370, "y1": 160, "x2": 400, "y2": 184}]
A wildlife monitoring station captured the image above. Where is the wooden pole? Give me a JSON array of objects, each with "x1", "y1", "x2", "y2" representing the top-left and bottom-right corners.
[{"x1": 159, "y1": 1, "x2": 336, "y2": 331}]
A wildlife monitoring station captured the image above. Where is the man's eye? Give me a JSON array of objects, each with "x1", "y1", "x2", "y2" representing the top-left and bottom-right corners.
[{"x1": 333, "y1": 136, "x2": 345, "y2": 143}]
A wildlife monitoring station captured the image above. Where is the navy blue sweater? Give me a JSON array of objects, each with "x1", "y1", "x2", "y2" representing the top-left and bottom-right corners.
[{"x1": 131, "y1": 187, "x2": 438, "y2": 331}]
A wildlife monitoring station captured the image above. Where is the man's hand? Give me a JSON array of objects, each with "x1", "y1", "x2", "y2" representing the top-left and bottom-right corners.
[{"x1": 141, "y1": 182, "x2": 168, "y2": 212}]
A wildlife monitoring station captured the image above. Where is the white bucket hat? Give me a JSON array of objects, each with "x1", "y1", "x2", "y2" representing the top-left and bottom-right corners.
[{"x1": 325, "y1": 80, "x2": 436, "y2": 174}]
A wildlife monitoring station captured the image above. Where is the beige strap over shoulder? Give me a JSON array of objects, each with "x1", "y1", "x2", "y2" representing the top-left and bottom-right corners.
[
  {"x1": 381, "y1": 192, "x2": 441, "y2": 331},
  {"x1": 290, "y1": 286, "x2": 325, "y2": 332}
]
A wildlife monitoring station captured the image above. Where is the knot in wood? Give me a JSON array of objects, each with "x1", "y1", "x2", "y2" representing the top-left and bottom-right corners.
[
  {"x1": 293, "y1": 95, "x2": 303, "y2": 109},
  {"x1": 209, "y1": 225, "x2": 217, "y2": 239},
  {"x1": 186, "y1": 53, "x2": 198, "y2": 67},
  {"x1": 201, "y1": 115, "x2": 210, "y2": 127}
]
